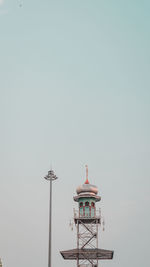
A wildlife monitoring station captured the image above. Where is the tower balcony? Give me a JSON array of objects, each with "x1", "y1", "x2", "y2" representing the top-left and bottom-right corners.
[{"x1": 74, "y1": 208, "x2": 101, "y2": 224}]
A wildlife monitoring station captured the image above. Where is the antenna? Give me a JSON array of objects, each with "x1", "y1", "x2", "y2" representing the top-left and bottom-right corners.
[
  {"x1": 69, "y1": 220, "x2": 74, "y2": 231},
  {"x1": 102, "y1": 217, "x2": 105, "y2": 231}
]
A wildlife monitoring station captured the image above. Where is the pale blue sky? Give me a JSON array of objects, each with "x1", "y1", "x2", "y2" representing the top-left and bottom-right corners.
[{"x1": 0, "y1": 1, "x2": 150, "y2": 267}]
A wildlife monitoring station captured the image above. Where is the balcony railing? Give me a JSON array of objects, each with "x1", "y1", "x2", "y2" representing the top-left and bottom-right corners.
[{"x1": 73, "y1": 208, "x2": 101, "y2": 220}]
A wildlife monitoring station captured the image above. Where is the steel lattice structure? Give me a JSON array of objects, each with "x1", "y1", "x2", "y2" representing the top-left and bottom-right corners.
[
  {"x1": 76, "y1": 216, "x2": 100, "y2": 267},
  {"x1": 60, "y1": 166, "x2": 114, "y2": 267}
]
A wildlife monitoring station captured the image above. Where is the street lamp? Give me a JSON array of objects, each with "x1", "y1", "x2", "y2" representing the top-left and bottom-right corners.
[{"x1": 44, "y1": 169, "x2": 58, "y2": 267}]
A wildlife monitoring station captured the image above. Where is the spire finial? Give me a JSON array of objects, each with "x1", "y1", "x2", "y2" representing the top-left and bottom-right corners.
[
  {"x1": 85, "y1": 165, "x2": 89, "y2": 184},
  {"x1": 85, "y1": 165, "x2": 88, "y2": 179}
]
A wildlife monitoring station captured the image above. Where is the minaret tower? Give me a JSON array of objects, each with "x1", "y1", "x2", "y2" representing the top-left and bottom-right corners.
[{"x1": 60, "y1": 166, "x2": 114, "y2": 267}]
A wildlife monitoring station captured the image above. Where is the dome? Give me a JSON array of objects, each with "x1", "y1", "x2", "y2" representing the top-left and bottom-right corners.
[
  {"x1": 76, "y1": 179, "x2": 98, "y2": 196},
  {"x1": 73, "y1": 166, "x2": 101, "y2": 202}
]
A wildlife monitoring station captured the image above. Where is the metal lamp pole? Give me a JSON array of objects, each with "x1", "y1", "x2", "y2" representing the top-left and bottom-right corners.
[{"x1": 44, "y1": 169, "x2": 58, "y2": 267}]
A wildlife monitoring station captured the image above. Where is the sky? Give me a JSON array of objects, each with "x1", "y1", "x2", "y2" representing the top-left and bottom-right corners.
[{"x1": 0, "y1": 1, "x2": 150, "y2": 267}]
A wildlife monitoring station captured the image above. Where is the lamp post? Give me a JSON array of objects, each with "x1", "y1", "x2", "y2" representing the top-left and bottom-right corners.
[{"x1": 44, "y1": 169, "x2": 58, "y2": 267}]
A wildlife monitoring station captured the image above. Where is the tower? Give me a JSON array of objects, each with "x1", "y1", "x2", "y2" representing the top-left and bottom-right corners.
[
  {"x1": 60, "y1": 166, "x2": 114, "y2": 267},
  {"x1": 0, "y1": 258, "x2": 2, "y2": 267}
]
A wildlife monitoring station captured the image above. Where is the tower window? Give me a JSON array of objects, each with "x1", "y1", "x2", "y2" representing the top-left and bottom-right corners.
[
  {"x1": 80, "y1": 202, "x2": 83, "y2": 207},
  {"x1": 85, "y1": 202, "x2": 89, "y2": 207},
  {"x1": 91, "y1": 202, "x2": 95, "y2": 207}
]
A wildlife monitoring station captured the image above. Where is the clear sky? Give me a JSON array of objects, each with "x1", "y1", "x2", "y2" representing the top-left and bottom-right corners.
[{"x1": 0, "y1": 1, "x2": 150, "y2": 267}]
